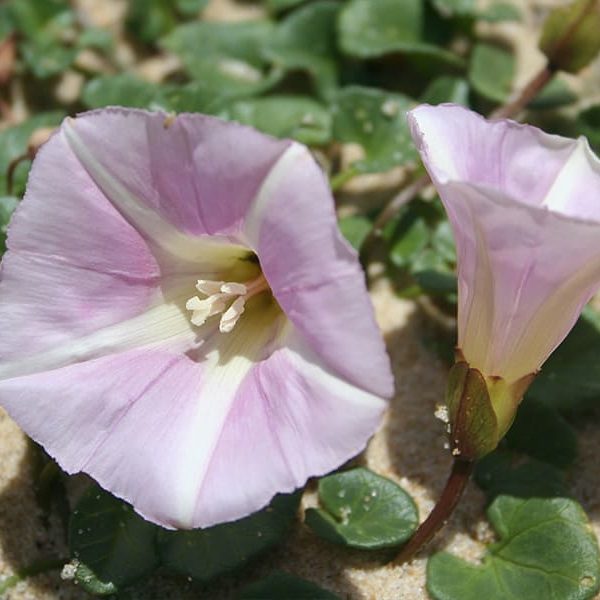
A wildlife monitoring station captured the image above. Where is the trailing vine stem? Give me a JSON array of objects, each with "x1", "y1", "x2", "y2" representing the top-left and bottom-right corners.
[{"x1": 394, "y1": 458, "x2": 475, "y2": 565}]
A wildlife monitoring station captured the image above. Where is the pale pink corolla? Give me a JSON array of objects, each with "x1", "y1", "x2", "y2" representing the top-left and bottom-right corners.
[
  {"x1": 409, "y1": 104, "x2": 600, "y2": 385},
  {"x1": 0, "y1": 108, "x2": 393, "y2": 529}
]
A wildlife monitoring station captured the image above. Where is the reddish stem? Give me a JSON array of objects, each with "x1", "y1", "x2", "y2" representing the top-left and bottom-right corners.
[{"x1": 394, "y1": 458, "x2": 475, "y2": 565}]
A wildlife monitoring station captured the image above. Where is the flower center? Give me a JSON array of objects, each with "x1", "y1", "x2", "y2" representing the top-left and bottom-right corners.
[{"x1": 185, "y1": 272, "x2": 270, "y2": 333}]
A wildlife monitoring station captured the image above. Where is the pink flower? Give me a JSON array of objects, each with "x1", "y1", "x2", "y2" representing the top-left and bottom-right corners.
[
  {"x1": 0, "y1": 108, "x2": 392, "y2": 529},
  {"x1": 409, "y1": 104, "x2": 600, "y2": 386}
]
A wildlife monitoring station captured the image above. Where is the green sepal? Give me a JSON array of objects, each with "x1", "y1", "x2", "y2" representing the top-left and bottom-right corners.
[
  {"x1": 445, "y1": 362, "x2": 499, "y2": 460},
  {"x1": 539, "y1": 0, "x2": 600, "y2": 73}
]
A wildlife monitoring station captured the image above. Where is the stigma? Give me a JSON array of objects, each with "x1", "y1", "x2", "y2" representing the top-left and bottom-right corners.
[{"x1": 185, "y1": 273, "x2": 270, "y2": 333}]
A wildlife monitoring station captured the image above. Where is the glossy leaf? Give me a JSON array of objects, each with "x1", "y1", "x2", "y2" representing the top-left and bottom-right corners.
[
  {"x1": 469, "y1": 43, "x2": 514, "y2": 103},
  {"x1": 69, "y1": 487, "x2": 160, "y2": 593},
  {"x1": 263, "y1": 1, "x2": 340, "y2": 100},
  {"x1": 505, "y1": 398, "x2": 577, "y2": 469},
  {"x1": 528, "y1": 307, "x2": 600, "y2": 412},
  {"x1": 427, "y1": 495, "x2": 600, "y2": 600},
  {"x1": 305, "y1": 468, "x2": 418, "y2": 549},
  {"x1": 126, "y1": 0, "x2": 208, "y2": 41},
  {"x1": 475, "y1": 452, "x2": 568, "y2": 500},
  {"x1": 421, "y1": 77, "x2": 470, "y2": 106},
  {"x1": 239, "y1": 571, "x2": 340, "y2": 599},
  {"x1": 82, "y1": 74, "x2": 164, "y2": 109},
  {"x1": 478, "y1": 2, "x2": 521, "y2": 22},
  {"x1": 220, "y1": 96, "x2": 332, "y2": 145},
  {"x1": 338, "y1": 215, "x2": 372, "y2": 251},
  {"x1": 528, "y1": 77, "x2": 577, "y2": 110},
  {"x1": 338, "y1": 0, "x2": 463, "y2": 66},
  {"x1": 577, "y1": 104, "x2": 600, "y2": 154},
  {"x1": 0, "y1": 111, "x2": 64, "y2": 196},
  {"x1": 161, "y1": 21, "x2": 281, "y2": 98},
  {"x1": 266, "y1": 0, "x2": 311, "y2": 13},
  {"x1": 431, "y1": 0, "x2": 475, "y2": 17},
  {"x1": 0, "y1": 196, "x2": 17, "y2": 255},
  {"x1": 390, "y1": 214, "x2": 430, "y2": 268},
  {"x1": 158, "y1": 492, "x2": 301, "y2": 582},
  {"x1": 332, "y1": 86, "x2": 417, "y2": 173}
]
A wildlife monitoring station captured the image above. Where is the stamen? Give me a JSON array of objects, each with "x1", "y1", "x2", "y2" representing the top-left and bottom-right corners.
[
  {"x1": 186, "y1": 273, "x2": 269, "y2": 333},
  {"x1": 219, "y1": 296, "x2": 246, "y2": 333}
]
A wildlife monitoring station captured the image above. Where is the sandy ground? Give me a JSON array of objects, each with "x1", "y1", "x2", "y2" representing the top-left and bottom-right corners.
[{"x1": 2, "y1": 0, "x2": 600, "y2": 598}]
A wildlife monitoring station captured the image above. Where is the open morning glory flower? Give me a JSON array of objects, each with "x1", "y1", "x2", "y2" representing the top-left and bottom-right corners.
[
  {"x1": 408, "y1": 104, "x2": 600, "y2": 450},
  {"x1": 0, "y1": 108, "x2": 393, "y2": 529}
]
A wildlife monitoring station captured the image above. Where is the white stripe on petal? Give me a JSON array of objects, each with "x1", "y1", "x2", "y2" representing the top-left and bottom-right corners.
[
  {"x1": 0, "y1": 285, "x2": 199, "y2": 381},
  {"x1": 171, "y1": 302, "x2": 285, "y2": 525},
  {"x1": 63, "y1": 120, "x2": 247, "y2": 269},
  {"x1": 243, "y1": 142, "x2": 307, "y2": 247}
]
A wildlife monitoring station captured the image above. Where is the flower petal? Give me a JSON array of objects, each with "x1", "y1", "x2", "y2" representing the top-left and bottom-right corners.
[
  {"x1": 0, "y1": 124, "x2": 161, "y2": 363},
  {"x1": 243, "y1": 143, "x2": 394, "y2": 398},
  {"x1": 0, "y1": 287, "x2": 385, "y2": 529},
  {"x1": 0, "y1": 299, "x2": 285, "y2": 529},
  {"x1": 194, "y1": 329, "x2": 387, "y2": 526},
  {"x1": 63, "y1": 108, "x2": 292, "y2": 248},
  {"x1": 440, "y1": 180, "x2": 600, "y2": 381},
  {"x1": 408, "y1": 104, "x2": 588, "y2": 210}
]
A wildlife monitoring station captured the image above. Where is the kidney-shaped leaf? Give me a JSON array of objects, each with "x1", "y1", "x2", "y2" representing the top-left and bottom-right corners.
[
  {"x1": 69, "y1": 487, "x2": 160, "y2": 594},
  {"x1": 427, "y1": 495, "x2": 600, "y2": 600},
  {"x1": 305, "y1": 468, "x2": 418, "y2": 549},
  {"x1": 158, "y1": 492, "x2": 301, "y2": 582},
  {"x1": 332, "y1": 86, "x2": 417, "y2": 174}
]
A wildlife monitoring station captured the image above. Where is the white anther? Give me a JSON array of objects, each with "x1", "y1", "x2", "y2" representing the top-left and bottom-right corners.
[
  {"x1": 220, "y1": 282, "x2": 247, "y2": 295},
  {"x1": 186, "y1": 273, "x2": 269, "y2": 332},
  {"x1": 196, "y1": 280, "x2": 225, "y2": 296},
  {"x1": 219, "y1": 296, "x2": 247, "y2": 333}
]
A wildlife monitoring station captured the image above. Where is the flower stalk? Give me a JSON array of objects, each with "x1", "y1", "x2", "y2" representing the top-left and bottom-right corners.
[{"x1": 395, "y1": 458, "x2": 474, "y2": 565}]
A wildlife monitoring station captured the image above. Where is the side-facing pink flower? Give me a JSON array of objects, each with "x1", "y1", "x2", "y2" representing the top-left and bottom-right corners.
[
  {"x1": 408, "y1": 104, "x2": 600, "y2": 453},
  {"x1": 0, "y1": 108, "x2": 393, "y2": 529}
]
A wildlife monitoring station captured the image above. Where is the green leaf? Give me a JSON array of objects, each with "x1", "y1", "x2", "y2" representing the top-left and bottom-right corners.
[
  {"x1": 577, "y1": 104, "x2": 600, "y2": 154},
  {"x1": 504, "y1": 398, "x2": 577, "y2": 469},
  {"x1": 220, "y1": 96, "x2": 332, "y2": 145},
  {"x1": 305, "y1": 468, "x2": 418, "y2": 550},
  {"x1": 430, "y1": 0, "x2": 475, "y2": 17},
  {"x1": 527, "y1": 77, "x2": 577, "y2": 110},
  {"x1": 0, "y1": 196, "x2": 18, "y2": 246},
  {"x1": 69, "y1": 487, "x2": 160, "y2": 594},
  {"x1": 9, "y1": 0, "x2": 78, "y2": 78},
  {"x1": 266, "y1": 0, "x2": 311, "y2": 13},
  {"x1": 161, "y1": 21, "x2": 281, "y2": 98},
  {"x1": 158, "y1": 492, "x2": 300, "y2": 583},
  {"x1": 161, "y1": 82, "x2": 229, "y2": 114},
  {"x1": 338, "y1": 0, "x2": 463, "y2": 66},
  {"x1": 469, "y1": 43, "x2": 514, "y2": 103},
  {"x1": 175, "y1": 0, "x2": 208, "y2": 16},
  {"x1": 263, "y1": 1, "x2": 340, "y2": 100},
  {"x1": 239, "y1": 571, "x2": 340, "y2": 599},
  {"x1": 390, "y1": 214, "x2": 430, "y2": 268},
  {"x1": 475, "y1": 452, "x2": 568, "y2": 500},
  {"x1": 126, "y1": 0, "x2": 207, "y2": 42},
  {"x1": 427, "y1": 495, "x2": 600, "y2": 600},
  {"x1": 7, "y1": 0, "x2": 69, "y2": 38},
  {"x1": 478, "y1": 2, "x2": 521, "y2": 22},
  {"x1": 82, "y1": 74, "x2": 163, "y2": 109},
  {"x1": 528, "y1": 307, "x2": 600, "y2": 412},
  {"x1": 0, "y1": 111, "x2": 64, "y2": 196},
  {"x1": 72, "y1": 563, "x2": 118, "y2": 596},
  {"x1": 338, "y1": 215, "x2": 372, "y2": 251},
  {"x1": 332, "y1": 86, "x2": 417, "y2": 174},
  {"x1": 421, "y1": 77, "x2": 469, "y2": 106}
]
